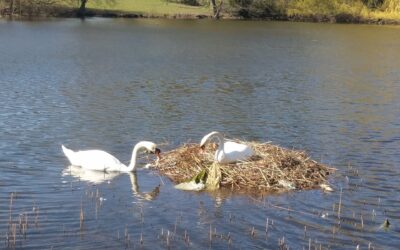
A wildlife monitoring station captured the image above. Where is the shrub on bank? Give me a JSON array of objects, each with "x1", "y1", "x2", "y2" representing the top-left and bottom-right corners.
[
  {"x1": 383, "y1": 0, "x2": 400, "y2": 12},
  {"x1": 228, "y1": 0, "x2": 288, "y2": 18},
  {"x1": 227, "y1": 0, "x2": 400, "y2": 22},
  {"x1": 166, "y1": 0, "x2": 201, "y2": 6}
]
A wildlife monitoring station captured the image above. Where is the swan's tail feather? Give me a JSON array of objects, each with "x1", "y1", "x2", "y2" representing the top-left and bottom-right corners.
[{"x1": 61, "y1": 144, "x2": 75, "y2": 160}]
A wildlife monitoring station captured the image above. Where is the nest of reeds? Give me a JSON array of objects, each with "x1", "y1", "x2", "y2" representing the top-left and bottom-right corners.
[{"x1": 153, "y1": 140, "x2": 335, "y2": 192}]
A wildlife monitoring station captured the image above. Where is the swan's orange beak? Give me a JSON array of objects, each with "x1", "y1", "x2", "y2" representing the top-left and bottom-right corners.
[{"x1": 155, "y1": 148, "x2": 161, "y2": 160}]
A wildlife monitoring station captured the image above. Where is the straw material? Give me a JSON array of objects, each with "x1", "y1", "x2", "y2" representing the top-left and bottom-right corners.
[{"x1": 153, "y1": 140, "x2": 335, "y2": 192}]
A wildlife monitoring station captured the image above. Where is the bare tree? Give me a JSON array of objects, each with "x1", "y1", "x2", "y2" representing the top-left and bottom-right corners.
[
  {"x1": 77, "y1": 0, "x2": 87, "y2": 16},
  {"x1": 210, "y1": 0, "x2": 223, "y2": 18},
  {"x1": 9, "y1": 0, "x2": 14, "y2": 15},
  {"x1": 210, "y1": 0, "x2": 216, "y2": 15},
  {"x1": 76, "y1": 0, "x2": 116, "y2": 17}
]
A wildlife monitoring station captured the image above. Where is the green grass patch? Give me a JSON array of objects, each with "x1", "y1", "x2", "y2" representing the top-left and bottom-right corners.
[{"x1": 87, "y1": 0, "x2": 210, "y2": 16}]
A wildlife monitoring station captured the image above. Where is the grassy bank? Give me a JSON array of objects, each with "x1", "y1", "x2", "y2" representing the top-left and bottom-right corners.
[
  {"x1": 87, "y1": 0, "x2": 210, "y2": 17},
  {"x1": 1, "y1": 0, "x2": 400, "y2": 24},
  {"x1": 0, "y1": 0, "x2": 212, "y2": 18}
]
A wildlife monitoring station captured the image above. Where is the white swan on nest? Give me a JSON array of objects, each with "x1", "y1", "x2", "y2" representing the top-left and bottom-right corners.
[
  {"x1": 200, "y1": 131, "x2": 254, "y2": 164},
  {"x1": 61, "y1": 141, "x2": 161, "y2": 172}
]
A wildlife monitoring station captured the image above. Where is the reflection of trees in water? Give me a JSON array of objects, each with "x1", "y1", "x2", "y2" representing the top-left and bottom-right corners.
[{"x1": 146, "y1": 76, "x2": 260, "y2": 140}]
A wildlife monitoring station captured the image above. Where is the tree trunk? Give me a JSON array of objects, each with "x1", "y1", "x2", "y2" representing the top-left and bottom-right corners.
[
  {"x1": 10, "y1": 0, "x2": 15, "y2": 16},
  {"x1": 210, "y1": 0, "x2": 223, "y2": 19},
  {"x1": 210, "y1": 0, "x2": 217, "y2": 17},
  {"x1": 77, "y1": 0, "x2": 88, "y2": 18}
]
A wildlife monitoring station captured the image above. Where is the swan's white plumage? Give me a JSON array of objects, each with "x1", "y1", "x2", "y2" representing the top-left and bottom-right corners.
[
  {"x1": 62, "y1": 146, "x2": 125, "y2": 171},
  {"x1": 61, "y1": 141, "x2": 159, "y2": 172},
  {"x1": 215, "y1": 141, "x2": 254, "y2": 164},
  {"x1": 200, "y1": 131, "x2": 254, "y2": 164}
]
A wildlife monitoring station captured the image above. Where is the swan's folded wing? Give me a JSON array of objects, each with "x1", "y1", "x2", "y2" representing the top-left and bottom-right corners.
[
  {"x1": 224, "y1": 141, "x2": 254, "y2": 155},
  {"x1": 73, "y1": 150, "x2": 123, "y2": 171}
]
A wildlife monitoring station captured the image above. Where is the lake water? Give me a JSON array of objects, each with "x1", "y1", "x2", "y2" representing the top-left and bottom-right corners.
[{"x1": 1, "y1": 19, "x2": 399, "y2": 249}]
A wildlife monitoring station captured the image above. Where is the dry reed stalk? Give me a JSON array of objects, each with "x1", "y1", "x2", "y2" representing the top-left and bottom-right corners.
[
  {"x1": 12, "y1": 223, "x2": 17, "y2": 247},
  {"x1": 9, "y1": 193, "x2": 14, "y2": 227},
  {"x1": 153, "y1": 140, "x2": 335, "y2": 193},
  {"x1": 338, "y1": 187, "x2": 342, "y2": 219},
  {"x1": 80, "y1": 202, "x2": 84, "y2": 230}
]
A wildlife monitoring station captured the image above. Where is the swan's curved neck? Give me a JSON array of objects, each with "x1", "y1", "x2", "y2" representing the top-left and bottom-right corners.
[
  {"x1": 127, "y1": 143, "x2": 145, "y2": 172},
  {"x1": 207, "y1": 132, "x2": 224, "y2": 151},
  {"x1": 215, "y1": 135, "x2": 225, "y2": 152}
]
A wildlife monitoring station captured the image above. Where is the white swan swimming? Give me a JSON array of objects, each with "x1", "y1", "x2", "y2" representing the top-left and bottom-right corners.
[
  {"x1": 200, "y1": 131, "x2": 254, "y2": 164},
  {"x1": 61, "y1": 141, "x2": 161, "y2": 172}
]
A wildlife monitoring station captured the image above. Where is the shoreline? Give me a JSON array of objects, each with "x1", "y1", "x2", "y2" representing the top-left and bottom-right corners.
[{"x1": 1, "y1": 7, "x2": 400, "y2": 25}]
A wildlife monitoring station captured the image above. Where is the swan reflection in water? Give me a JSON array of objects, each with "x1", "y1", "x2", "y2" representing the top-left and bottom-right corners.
[{"x1": 62, "y1": 165, "x2": 160, "y2": 201}]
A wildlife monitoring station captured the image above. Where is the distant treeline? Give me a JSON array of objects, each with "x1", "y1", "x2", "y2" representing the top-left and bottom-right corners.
[
  {"x1": 1, "y1": 0, "x2": 400, "y2": 22},
  {"x1": 0, "y1": 0, "x2": 71, "y2": 17}
]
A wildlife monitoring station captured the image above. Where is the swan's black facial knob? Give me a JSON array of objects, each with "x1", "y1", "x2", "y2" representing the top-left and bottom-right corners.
[
  {"x1": 200, "y1": 145, "x2": 205, "y2": 151},
  {"x1": 154, "y1": 148, "x2": 161, "y2": 160}
]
